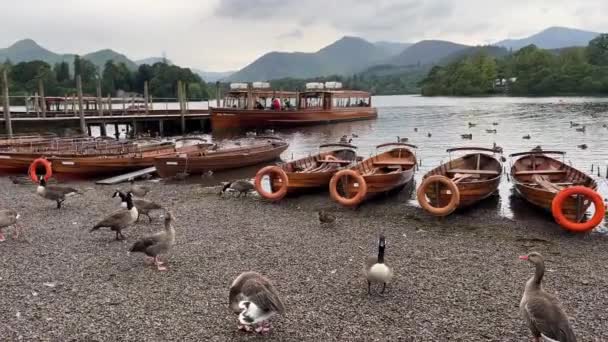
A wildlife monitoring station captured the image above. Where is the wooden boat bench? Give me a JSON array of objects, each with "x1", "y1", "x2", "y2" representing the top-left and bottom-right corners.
[
  {"x1": 514, "y1": 170, "x2": 567, "y2": 176},
  {"x1": 372, "y1": 159, "x2": 415, "y2": 167},
  {"x1": 316, "y1": 159, "x2": 352, "y2": 165},
  {"x1": 447, "y1": 169, "x2": 500, "y2": 175},
  {"x1": 531, "y1": 175, "x2": 564, "y2": 193}
]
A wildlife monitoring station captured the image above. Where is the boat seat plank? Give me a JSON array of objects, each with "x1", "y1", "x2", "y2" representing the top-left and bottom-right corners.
[
  {"x1": 531, "y1": 175, "x2": 564, "y2": 194},
  {"x1": 318, "y1": 159, "x2": 352, "y2": 165},
  {"x1": 452, "y1": 173, "x2": 474, "y2": 183},
  {"x1": 372, "y1": 159, "x2": 415, "y2": 167},
  {"x1": 515, "y1": 170, "x2": 567, "y2": 175},
  {"x1": 447, "y1": 169, "x2": 499, "y2": 175}
]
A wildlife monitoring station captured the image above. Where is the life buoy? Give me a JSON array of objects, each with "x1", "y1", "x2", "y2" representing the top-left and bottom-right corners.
[
  {"x1": 324, "y1": 155, "x2": 337, "y2": 161},
  {"x1": 551, "y1": 186, "x2": 605, "y2": 232},
  {"x1": 254, "y1": 166, "x2": 289, "y2": 201},
  {"x1": 417, "y1": 175, "x2": 460, "y2": 216},
  {"x1": 329, "y1": 169, "x2": 367, "y2": 207},
  {"x1": 28, "y1": 158, "x2": 52, "y2": 183}
]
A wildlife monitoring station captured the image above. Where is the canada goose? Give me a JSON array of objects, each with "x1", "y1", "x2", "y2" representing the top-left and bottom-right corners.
[
  {"x1": 364, "y1": 234, "x2": 393, "y2": 294},
  {"x1": 36, "y1": 176, "x2": 80, "y2": 209},
  {"x1": 575, "y1": 126, "x2": 586, "y2": 133},
  {"x1": 414, "y1": 128, "x2": 418, "y2": 132},
  {"x1": 468, "y1": 122, "x2": 477, "y2": 127},
  {"x1": 221, "y1": 180, "x2": 255, "y2": 197},
  {"x1": 461, "y1": 133, "x2": 473, "y2": 140},
  {"x1": 91, "y1": 192, "x2": 138, "y2": 240},
  {"x1": 113, "y1": 190, "x2": 163, "y2": 222},
  {"x1": 0, "y1": 209, "x2": 21, "y2": 242},
  {"x1": 519, "y1": 252, "x2": 577, "y2": 342},
  {"x1": 229, "y1": 271, "x2": 285, "y2": 334},
  {"x1": 396, "y1": 136, "x2": 408, "y2": 143},
  {"x1": 129, "y1": 211, "x2": 175, "y2": 271},
  {"x1": 129, "y1": 179, "x2": 150, "y2": 197},
  {"x1": 427, "y1": 132, "x2": 432, "y2": 137},
  {"x1": 523, "y1": 134, "x2": 531, "y2": 140},
  {"x1": 486, "y1": 129, "x2": 497, "y2": 134},
  {"x1": 318, "y1": 210, "x2": 336, "y2": 225},
  {"x1": 351, "y1": 133, "x2": 358, "y2": 138},
  {"x1": 569, "y1": 121, "x2": 580, "y2": 127},
  {"x1": 492, "y1": 122, "x2": 499, "y2": 126},
  {"x1": 577, "y1": 144, "x2": 588, "y2": 150}
]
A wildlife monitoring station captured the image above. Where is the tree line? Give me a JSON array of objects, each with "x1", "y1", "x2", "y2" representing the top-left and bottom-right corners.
[
  {"x1": 419, "y1": 34, "x2": 608, "y2": 96},
  {"x1": 0, "y1": 57, "x2": 209, "y2": 102}
]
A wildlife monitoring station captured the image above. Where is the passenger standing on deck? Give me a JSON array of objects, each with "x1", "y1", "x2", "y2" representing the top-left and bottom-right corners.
[{"x1": 271, "y1": 98, "x2": 281, "y2": 110}]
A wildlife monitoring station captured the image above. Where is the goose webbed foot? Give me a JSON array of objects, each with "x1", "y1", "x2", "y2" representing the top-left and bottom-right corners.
[
  {"x1": 381, "y1": 283, "x2": 386, "y2": 294},
  {"x1": 56, "y1": 200, "x2": 63, "y2": 209},
  {"x1": 146, "y1": 214, "x2": 153, "y2": 223},
  {"x1": 238, "y1": 324, "x2": 254, "y2": 332},
  {"x1": 154, "y1": 256, "x2": 167, "y2": 271},
  {"x1": 367, "y1": 280, "x2": 371, "y2": 295},
  {"x1": 0, "y1": 232, "x2": 5, "y2": 242},
  {"x1": 255, "y1": 321, "x2": 271, "y2": 334}
]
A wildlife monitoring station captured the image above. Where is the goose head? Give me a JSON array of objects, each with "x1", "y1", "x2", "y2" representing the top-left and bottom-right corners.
[
  {"x1": 519, "y1": 251, "x2": 543, "y2": 264},
  {"x1": 519, "y1": 251, "x2": 545, "y2": 286},
  {"x1": 377, "y1": 234, "x2": 386, "y2": 263},
  {"x1": 38, "y1": 175, "x2": 47, "y2": 187},
  {"x1": 124, "y1": 192, "x2": 135, "y2": 210},
  {"x1": 113, "y1": 190, "x2": 128, "y2": 208}
]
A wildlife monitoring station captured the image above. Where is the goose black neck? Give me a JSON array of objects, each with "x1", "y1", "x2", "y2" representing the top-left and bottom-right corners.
[
  {"x1": 377, "y1": 244, "x2": 385, "y2": 264},
  {"x1": 126, "y1": 196, "x2": 134, "y2": 210}
]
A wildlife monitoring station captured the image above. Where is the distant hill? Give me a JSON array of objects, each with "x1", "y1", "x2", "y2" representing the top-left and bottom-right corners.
[
  {"x1": 83, "y1": 49, "x2": 138, "y2": 70},
  {"x1": 389, "y1": 40, "x2": 470, "y2": 66},
  {"x1": 495, "y1": 26, "x2": 600, "y2": 50},
  {"x1": 227, "y1": 36, "x2": 393, "y2": 81},
  {"x1": 194, "y1": 69, "x2": 235, "y2": 82},
  {"x1": 136, "y1": 57, "x2": 173, "y2": 65},
  {"x1": 440, "y1": 45, "x2": 510, "y2": 64},
  {"x1": 0, "y1": 39, "x2": 73, "y2": 65},
  {"x1": 373, "y1": 41, "x2": 412, "y2": 57}
]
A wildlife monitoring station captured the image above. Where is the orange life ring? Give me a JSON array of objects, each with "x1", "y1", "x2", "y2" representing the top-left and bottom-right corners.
[
  {"x1": 254, "y1": 166, "x2": 289, "y2": 201},
  {"x1": 324, "y1": 155, "x2": 337, "y2": 161},
  {"x1": 329, "y1": 169, "x2": 368, "y2": 207},
  {"x1": 551, "y1": 186, "x2": 605, "y2": 232},
  {"x1": 417, "y1": 175, "x2": 460, "y2": 216},
  {"x1": 28, "y1": 158, "x2": 52, "y2": 183}
]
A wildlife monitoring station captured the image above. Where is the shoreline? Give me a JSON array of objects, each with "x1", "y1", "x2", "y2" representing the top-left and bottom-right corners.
[{"x1": 1, "y1": 178, "x2": 607, "y2": 341}]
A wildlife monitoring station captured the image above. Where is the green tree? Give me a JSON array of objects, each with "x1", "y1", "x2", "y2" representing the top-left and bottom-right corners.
[
  {"x1": 587, "y1": 34, "x2": 608, "y2": 66},
  {"x1": 54, "y1": 61, "x2": 70, "y2": 84}
]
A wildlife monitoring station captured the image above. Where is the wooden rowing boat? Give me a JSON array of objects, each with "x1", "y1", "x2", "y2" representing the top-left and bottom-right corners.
[
  {"x1": 510, "y1": 149, "x2": 598, "y2": 221},
  {"x1": 329, "y1": 143, "x2": 417, "y2": 206},
  {"x1": 154, "y1": 137, "x2": 289, "y2": 178},
  {"x1": 266, "y1": 143, "x2": 358, "y2": 197},
  {"x1": 418, "y1": 147, "x2": 503, "y2": 216}
]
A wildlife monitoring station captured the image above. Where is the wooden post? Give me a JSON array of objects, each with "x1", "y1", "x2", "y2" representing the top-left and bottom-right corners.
[
  {"x1": 149, "y1": 96, "x2": 153, "y2": 110},
  {"x1": 64, "y1": 94, "x2": 68, "y2": 115},
  {"x1": 132, "y1": 119, "x2": 138, "y2": 136},
  {"x1": 38, "y1": 79, "x2": 46, "y2": 118},
  {"x1": 34, "y1": 92, "x2": 40, "y2": 117},
  {"x1": 76, "y1": 75, "x2": 86, "y2": 134},
  {"x1": 144, "y1": 81, "x2": 149, "y2": 114},
  {"x1": 159, "y1": 119, "x2": 164, "y2": 137},
  {"x1": 107, "y1": 94, "x2": 111, "y2": 115},
  {"x1": 114, "y1": 123, "x2": 120, "y2": 140},
  {"x1": 2, "y1": 69, "x2": 12, "y2": 137},
  {"x1": 178, "y1": 80, "x2": 186, "y2": 133},
  {"x1": 122, "y1": 95, "x2": 126, "y2": 115},
  {"x1": 72, "y1": 95, "x2": 77, "y2": 116},
  {"x1": 215, "y1": 81, "x2": 221, "y2": 107},
  {"x1": 96, "y1": 78, "x2": 103, "y2": 117}
]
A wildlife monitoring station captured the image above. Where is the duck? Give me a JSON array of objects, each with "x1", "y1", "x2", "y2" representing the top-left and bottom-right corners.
[
  {"x1": 492, "y1": 122, "x2": 499, "y2": 126},
  {"x1": 221, "y1": 180, "x2": 255, "y2": 197},
  {"x1": 36, "y1": 176, "x2": 80, "y2": 209},
  {"x1": 414, "y1": 128, "x2": 418, "y2": 132},
  {"x1": 519, "y1": 252, "x2": 577, "y2": 342},
  {"x1": 396, "y1": 136, "x2": 408, "y2": 143},
  {"x1": 229, "y1": 271, "x2": 285, "y2": 334},
  {"x1": 113, "y1": 190, "x2": 163, "y2": 223},
  {"x1": 468, "y1": 122, "x2": 477, "y2": 127},
  {"x1": 577, "y1": 144, "x2": 588, "y2": 150},
  {"x1": 318, "y1": 210, "x2": 336, "y2": 225},
  {"x1": 575, "y1": 126, "x2": 586, "y2": 133},
  {"x1": 427, "y1": 132, "x2": 432, "y2": 137},
  {"x1": 364, "y1": 234, "x2": 393, "y2": 294},
  {"x1": 351, "y1": 133, "x2": 359, "y2": 138},
  {"x1": 461, "y1": 133, "x2": 473, "y2": 140},
  {"x1": 90, "y1": 192, "x2": 138, "y2": 240},
  {"x1": 0, "y1": 209, "x2": 21, "y2": 242},
  {"x1": 569, "y1": 121, "x2": 580, "y2": 127},
  {"x1": 129, "y1": 179, "x2": 150, "y2": 197},
  {"x1": 486, "y1": 129, "x2": 497, "y2": 134},
  {"x1": 522, "y1": 134, "x2": 531, "y2": 140},
  {"x1": 129, "y1": 211, "x2": 175, "y2": 271}
]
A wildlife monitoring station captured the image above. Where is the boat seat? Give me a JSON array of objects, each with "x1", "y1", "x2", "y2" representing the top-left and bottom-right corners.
[
  {"x1": 319, "y1": 159, "x2": 352, "y2": 165},
  {"x1": 372, "y1": 159, "x2": 415, "y2": 167},
  {"x1": 531, "y1": 175, "x2": 564, "y2": 194},
  {"x1": 447, "y1": 169, "x2": 500, "y2": 175},
  {"x1": 452, "y1": 173, "x2": 475, "y2": 183},
  {"x1": 515, "y1": 170, "x2": 566, "y2": 176}
]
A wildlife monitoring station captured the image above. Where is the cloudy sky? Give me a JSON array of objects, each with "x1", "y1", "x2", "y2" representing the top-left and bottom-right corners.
[{"x1": 2, "y1": 0, "x2": 607, "y2": 71}]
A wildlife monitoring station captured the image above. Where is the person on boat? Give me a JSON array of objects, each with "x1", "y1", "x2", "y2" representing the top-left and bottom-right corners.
[
  {"x1": 271, "y1": 98, "x2": 281, "y2": 110},
  {"x1": 358, "y1": 99, "x2": 366, "y2": 107},
  {"x1": 255, "y1": 100, "x2": 264, "y2": 110},
  {"x1": 284, "y1": 99, "x2": 292, "y2": 109}
]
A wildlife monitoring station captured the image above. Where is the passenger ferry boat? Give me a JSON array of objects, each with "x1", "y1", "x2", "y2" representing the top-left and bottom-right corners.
[{"x1": 210, "y1": 81, "x2": 377, "y2": 131}]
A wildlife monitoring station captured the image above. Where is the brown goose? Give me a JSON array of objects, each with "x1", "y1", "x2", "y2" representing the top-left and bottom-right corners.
[
  {"x1": 113, "y1": 190, "x2": 163, "y2": 222},
  {"x1": 229, "y1": 271, "x2": 285, "y2": 334},
  {"x1": 90, "y1": 192, "x2": 138, "y2": 240},
  {"x1": 317, "y1": 210, "x2": 336, "y2": 225},
  {"x1": 364, "y1": 234, "x2": 393, "y2": 294},
  {"x1": 0, "y1": 209, "x2": 21, "y2": 242},
  {"x1": 36, "y1": 176, "x2": 80, "y2": 209},
  {"x1": 519, "y1": 252, "x2": 577, "y2": 342},
  {"x1": 129, "y1": 179, "x2": 150, "y2": 197},
  {"x1": 220, "y1": 180, "x2": 255, "y2": 197},
  {"x1": 129, "y1": 211, "x2": 175, "y2": 271}
]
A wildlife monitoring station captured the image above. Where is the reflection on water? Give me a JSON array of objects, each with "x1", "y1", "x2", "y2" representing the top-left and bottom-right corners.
[{"x1": 131, "y1": 96, "x2": 608, "y2": 228}]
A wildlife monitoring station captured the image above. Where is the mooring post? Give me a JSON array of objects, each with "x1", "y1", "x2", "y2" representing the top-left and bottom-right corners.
[
  {"x1": 107, "y1": 94, "x2": 111, "y2": 115},
  {"x1": 96, "y1": 77, "x2": 103, "y2": 117},
  {"x1": 2, "y1": 69, "x2": 12, "y2": 137},
  {"x1": 215, "y1": 81, "x2": 221, "y2": 107},
  {"x1": 122, "y1": 95, "x2": 126, "y2": 115},
  {"x1": 178, "y1": 80, "x2": 186, "y2": 134},
  {"x1": 114, "y1": 123, "x2": 120, "y2": 140},
  {"x1": 34, "y1": 92, "x2": 40, "y2": 117},
  {"x1": 63, "y1": 94, "x2": 68, "y2": 115},
  {"x1": 132, "y1": 119, "x2": 138, "y2": 136},
  {"x1": 144, "y1": 81, "x2": 149, "y2": 115},
  {"x1": 76, "y1": 75, "x2": 86, "y2": 134},
  {"x1": 38, "y1": 79, "x2": 46, "y2": 118},
  {"x1": 159, "y1": 119, "x2": 164, "y2": 137}
]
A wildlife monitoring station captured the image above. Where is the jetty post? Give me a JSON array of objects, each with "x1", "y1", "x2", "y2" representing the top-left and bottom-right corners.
[
  {"x1": 144, "y1": 81, "x2": 149, "y2": 115},
  {"x1": 2, "y1": 69, "x2": 12, "y2": 137},
  {"x1": 76, "y1": 75, "x2": 86, "y2": 134},
  {"x1": 215, "y1": 81, "x2": 221, "y2": 107},
  {"x1": 178, "y1": 80, "x2": 186, "y2": 133},
  {"x1": 38, "y1": 79, "x2": 46, "y2": 118},
  {"x1": 96, "y1": 76, "x2": 107, "y2": 136}
]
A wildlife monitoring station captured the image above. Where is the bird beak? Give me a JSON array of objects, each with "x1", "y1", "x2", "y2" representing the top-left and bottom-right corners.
[{"x1": 518, "y1": 255, "x2": 528, "y2": 260}]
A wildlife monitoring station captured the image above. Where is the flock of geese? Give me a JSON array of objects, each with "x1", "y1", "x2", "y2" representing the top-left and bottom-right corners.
[{"x1": 0, "y1": 174, "x2": 579, "y2": 339}]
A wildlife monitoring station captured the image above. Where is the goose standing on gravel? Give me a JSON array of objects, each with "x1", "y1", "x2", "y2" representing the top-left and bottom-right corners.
[
  {"x1": 0, "y1": 209, "x2": 22, "y2": 242},
  {"x1": 318, "y1": 210, "x2": 336, "y2": 225},
  {"x1": 229, "y1": 271, "x2": 285, "y2": 334},
  {"x1": 129, "y1": 211, "x2": 175, "y2": 271},
  {"x1": 90, "y1": 192, "x2": 138, "y2": 240},
  {"x1": 221, "y1": 180, "x2": 255, "y2": 197},
  {"x1": 519, "y1": 252, "x2": 577, "y2": 342},
  {"x1": 129, "y1": 179, "x2": 150, "y2": 197},
  {"x1": 113, "y1": 190, "x2": 163, "y2": 222},
  {"x1": 364, "y1": 234, "x2": 393, "y2": 294},
  {"x1": 36, "y1": 176, "x2": 80, "y2": 209}
]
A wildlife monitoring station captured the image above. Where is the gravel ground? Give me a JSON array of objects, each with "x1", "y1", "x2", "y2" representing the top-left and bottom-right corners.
[{"x1": 1, "y1": 177, "x2": 607, "y2": 341}]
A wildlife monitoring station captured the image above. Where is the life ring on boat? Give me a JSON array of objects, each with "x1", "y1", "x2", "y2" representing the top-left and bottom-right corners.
[
  {"x1": 28, "y1": 158, "x2": 52, "y2": 183},
  {"x1": 254, "y1": 166, "x2": 289, "y2": 201},
  {"x1": 417, "y1": 175, "x2": 460, "y2": 216},
  {"x1": 323, "y1": 155, "x2": 337, "y2": 161},
  {"x1": 551, "y1": 186, "x2": 605, "y2": 232},
  {"x1": 329, "y1": 169, "x2": 367, "y2": 207}
]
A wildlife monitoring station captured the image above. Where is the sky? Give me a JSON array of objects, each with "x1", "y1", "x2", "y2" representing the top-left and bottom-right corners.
[{"x1": 1, "y1": 0, "x2": 607, "y2": 72}]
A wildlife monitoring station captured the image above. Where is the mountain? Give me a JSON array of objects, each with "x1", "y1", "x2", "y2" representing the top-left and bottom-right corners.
[
  {"x1": 136, "y1": 57, "x2": 173, "y2": 65},
  {"x1": 83, "y1": 49, "x2": 138, "y2": 70},
  {"x1": 440, "y1": 45, "x2": 510, "y2": 64},
  {"x1": 193, "y1": 69, "x2": 235, "y2": 82},
  {"x1": 0, "y1": 39, "x2": 73, "y2": 65},
  {"x1": 227, "y1": 36, "x2": 393, "y2": 81},
  {"x1": 495, "y1": 26, "x2": 600, "y2": 50},
  {"x1": 390, "y1": 40, "x2": 470, "y2": 66},
  {"x1": 374, "y1": 41, "x2": 412, "y2": 56}
]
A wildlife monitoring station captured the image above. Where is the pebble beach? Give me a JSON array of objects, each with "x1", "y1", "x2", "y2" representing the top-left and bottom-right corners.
[{"x1": 1, "y1": 177, "x2": 607, "y2": 341}]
